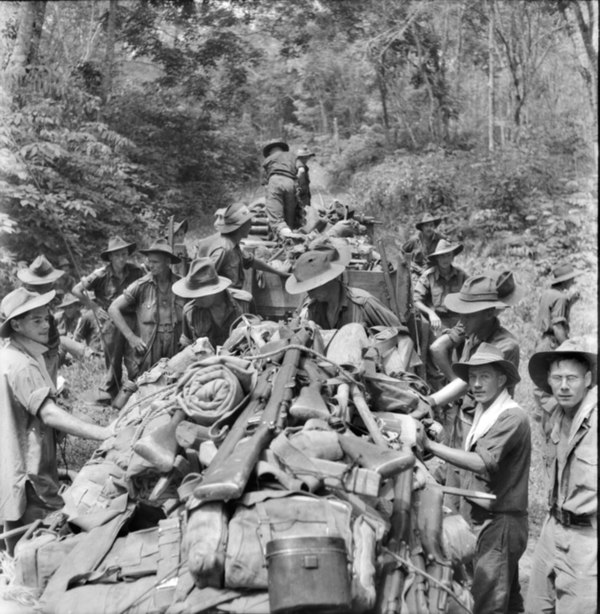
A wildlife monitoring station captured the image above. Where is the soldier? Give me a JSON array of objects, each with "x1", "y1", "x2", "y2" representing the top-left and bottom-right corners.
[
  {"x1": 17, "y1": 255, "x2": 65, "y2": 385},
  {"x1": 402, "y1": 212, "x2": 445, "y2": 276},
  {"x1": 526, "y1": 337, "x2": 597, "y2": 614},
  {"x1": 422, "y1": 343, "x2": 530, "y2": 614},
  {"x1": 295, "y1": 145, "x2": 315, "y2": 210},
  {"x1": 0, "y1": 288, "x2": 112, "y2": 554},
  {"x1": 536, "y1": 263, "x2": 581, "y2": 351},
  {"x1": 208, "y1": 201, "x2": 290, "y2": 291},
  {"x1": 532, "y1": 263, "x2": 582, "y2": 446},
  {"x1": 286, "y1": 248, "x2": 400, "y2": 329},
  {"x1": 172, "y1": 258, "x2": 244, "y2": 349},
  {"x1": 426, "y1": 273, "x2": 521, "y2": 513},
  {"x1": 72, "y1": 237, "x2": 144, "y2": 403},
  {"x1": 262, "y1": 139, "x2": 302, "y2": 239},
  {"x1": 414, "y1": 239, "x2": 468, "y2": 389},
  {"x1": 108, "y1": 239, "x2": 185, "y2": 378}
]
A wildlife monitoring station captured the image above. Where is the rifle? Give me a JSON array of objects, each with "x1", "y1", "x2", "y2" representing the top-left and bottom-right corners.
[
  {"x1": 188, "y1": 328, "x2": 311, "y2": 506},
  {"x1": 167, "y1": 215, "x2": 175, "y2": 252},
  {"x1": 377, "y1": 466, "x2": 413, "y2": 614}
]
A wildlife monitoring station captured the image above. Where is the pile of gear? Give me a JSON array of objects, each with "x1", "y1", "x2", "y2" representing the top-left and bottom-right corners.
[{"x1": 7, "y1": 317, "x2": 478, "y2": 614}]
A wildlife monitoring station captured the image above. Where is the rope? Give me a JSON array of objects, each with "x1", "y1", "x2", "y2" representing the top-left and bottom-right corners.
[{"x1": 248, "y1": 343, "x2": 364, "y2": 389}]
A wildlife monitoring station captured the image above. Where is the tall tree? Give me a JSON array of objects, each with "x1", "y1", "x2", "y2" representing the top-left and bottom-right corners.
[{"x1": 5, "y1": 1, "x2": 47, "y2": 82}]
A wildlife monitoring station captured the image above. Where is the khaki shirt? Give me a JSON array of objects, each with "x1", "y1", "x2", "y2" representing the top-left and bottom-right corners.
[
  {"x1": 0, "y1": 334, "x2": 60, "y2": 522},
  {"x1": 536, "y1": 287, "x2": 573, "y2": 337},
  {"x1": 121, "y1": 272, "x2": 185, "y2": 369},
  {"x1": 208, "y1": 235, "x2": 254, "y2": 289},
  {"x1": 414, "y1": 264, "x2": 468, "y2": 316},
  {"x1": 299, "y1": 285, "x2": 400, "y2": 330},
  {"x1": 181, "y1": 291, "x2": 243, "y2": 348},
  {"x1": 81, "y1": 262, "x2": 144, "y2": 311},
  {"x1": 548, "y1": 386, "x2": 597, "y2": 517}
]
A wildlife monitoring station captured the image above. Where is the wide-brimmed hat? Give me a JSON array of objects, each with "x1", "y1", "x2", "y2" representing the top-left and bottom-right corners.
[
  {"x1": 495, "y1": 270, "x2": 523, "y2": 306},
  {"x1": 528, "y1": 336, "x2": 597, "y2": 394},
  {"x1": 308, "y1": 237, "x2": 352, "y2": 267},
  {"x1": 550, "y1": 263, "x2": 581, "y2": 286},
  {"x1": 444, "y1": 275, "x2": 509, "y2": 314},
  {"x1": 172, "y1": 258, "x2": 232, "y2": 298},
  {"x1": 57, "y1": 293, "x2": 80, "y2": 310},
  {"x1": 415, "y1": 213, "x2": 443, "y2": 230},
  {"x1": 174, "y1": 219, "x2": 188, "y2": 235},
  {"x1": 296, "y1": 145, "x2": 315, "y2": 158},
  {"x1": 262, "y1": 139, "x2": 289, "y2": 158},
  {"x1": 17, "y1": 255, "x2": 65, "y2": 285},
  {"x1": 0, "y1": 288, "x2": 56, "y2": 337},
  {"x1": 452, "y1": 342, "x2": 520, "y2": 386},
  {"x1": 139, "y1": 239, "x2": 181, "y2": 263},
  {"x1": 428, "y1": 239, "x2": 463, "y2": 262},
  {"x1": 285, "y1": 250, "x2": 346, "y2": 295},
  {"x1": 214, "y1": 202, "x2": 255, "y2": 234},
  {"x1": 101, "y1": 236, "x2": 136, "y2": 261}
]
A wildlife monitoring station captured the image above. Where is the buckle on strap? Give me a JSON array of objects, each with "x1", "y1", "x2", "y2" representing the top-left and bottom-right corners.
[{"x1": 551, "y1": 506, "x2": 592, "y2": 527}]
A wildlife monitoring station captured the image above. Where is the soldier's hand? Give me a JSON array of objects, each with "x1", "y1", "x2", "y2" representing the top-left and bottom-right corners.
[
  {"x1": 128, "y1": 335, "x2": 147, "y2": 354},
  {"x1": 429, "y1": 313, "x2": 442, "y2": 332}
]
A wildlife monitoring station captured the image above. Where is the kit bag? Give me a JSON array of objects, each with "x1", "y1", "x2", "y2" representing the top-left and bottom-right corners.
[
  {"x1": 14, "y1": 529, "x2": 85, "y2": 591},
  {"x1": 224, "y1": 490, "x2": 352, "y2": 590},
  {"x1": 40, "y1": 509, "x2": 183, "y2": 614}
]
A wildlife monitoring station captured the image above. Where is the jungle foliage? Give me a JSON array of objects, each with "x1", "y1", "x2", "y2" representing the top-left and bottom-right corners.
[{"x1": 0, "y1": 0, "x2": 597, "y2": 291}]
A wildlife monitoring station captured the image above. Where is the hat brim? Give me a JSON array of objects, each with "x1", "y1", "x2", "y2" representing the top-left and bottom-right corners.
[
  {"x1": 216, "y1": 210, "x2": 255, "y2": 234},
  {"x1": 0, "y1": 290, "x2": 56, "y2": 337},
  {"x1": 444, "y1": 293, "x2": 508, "y2": 314},
  {"x1": 263, "y1": 141, "x2": 289, "y2": 158},
  {"x1": 428, "y1": 244, "x2": 463, "y2": 262},
  {"x1": 528, "y1": 350, "x2": 597, "y2": 394},
  {"x1": 101, "y1": 242, "x2": 136, "y2": 261},
  {"x1": 57, "y1": 299, "x2": 80, "y2": 309},
  {"x1": 17, "y1": 269, "x2": 64, "y2": 285},
  {"x1": 139, "y1": 248, "x2": 181, "y2": 264},
  {"x1": 416, "y1": 217, "x2": 443, "y2": 230},
  {"x1": 550, "y1": 271, "x2": 581, "y2": 286},
  {"x1": 172, "y1": 275, "x2": 231, "y2": 299},
  {"x1": 452, "y1": 356, "x2": 520, "y2": 386},
  {"x1": 285, "y1": 262, "x2": 345, "y2": 295}
]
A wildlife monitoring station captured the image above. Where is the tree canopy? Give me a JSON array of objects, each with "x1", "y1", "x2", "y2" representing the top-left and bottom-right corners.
[{"x1": 0, "y1": 0, "x2": 597, "y2": 287}]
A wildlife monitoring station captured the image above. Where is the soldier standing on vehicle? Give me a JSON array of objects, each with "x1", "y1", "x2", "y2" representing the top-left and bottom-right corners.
[
  {"x1": 526, "y1": 337, "x2": 597, "y2": 614},
  {"x1": 72, "y1": 237, "x2": 144, "y2": 404},
  {"x1": 414, "y1": 239, "x2": 468, "y2": 389},
  {"x1": 421, "y1": 343, "x2": 530, "y2": 614},
  {"x1": 402, "y1": 212, "x2": 445, "y2": 276},
  {"x1": 295, "y1": 145, "x2": 315, "y2": 210},
  {"x1": 108, "y1": 239, "x2": 185, "y2": 379},
  {"x1": 286, "y1": 248, "x2": 401, "y2": 329},
  {"x1": 0, "y1": 288, "x2": 113, "y2": 554},
  {"x1": 172, "y1": 258, "x2": 245, "y2": 349},
  {"x1": 262, "y1": 139, "x2": 302, "y2": 239},
  {"x1": 208, "y1": 201, "x2": 290, "y2": 292}
]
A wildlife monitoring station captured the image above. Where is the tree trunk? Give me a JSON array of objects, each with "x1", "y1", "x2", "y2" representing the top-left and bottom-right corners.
[
  {"x1": 103, "y1": 0, "x2": 118, "y2": 103},
  {"x1": 487, "y1": 0, "x2": 495, "y2": 152},
  {"x1": 6, "y1": 1, "x2": 47, "y2": 75}
]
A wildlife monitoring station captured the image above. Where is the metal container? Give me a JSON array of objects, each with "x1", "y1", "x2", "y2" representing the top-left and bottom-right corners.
[{"x1": 266, "y1": 536, "x2": 351, "y2": 614}]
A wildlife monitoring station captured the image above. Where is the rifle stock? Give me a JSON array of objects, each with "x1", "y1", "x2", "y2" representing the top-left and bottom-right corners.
[
  {"x1": 191, "y1": 329, "x2": 310, "y2": 504},
  {"x1": 377, "y1": 468, "x2": 413, "y2": 614}
]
